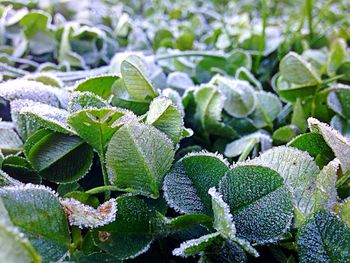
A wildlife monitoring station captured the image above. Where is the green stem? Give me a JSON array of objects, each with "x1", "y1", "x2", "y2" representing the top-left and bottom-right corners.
[
  {"x1": 99, "y1": 154, "x2": 111, "y2": 200},
  {"x1": 306, "y1": 0, "x2": 313, "y2": 38},
  {"x1": 86, "y1": 185, "x2": 134, "y2": 195},
  {"x1": 155, "y1": 51, "x2": 226, "y2": 61},
  {"x1": 238, "y1": 139, "x2": 257, "y2": 162},
  {"x1": 254, "y1": 0, "x2": 267, "y2": 74}
]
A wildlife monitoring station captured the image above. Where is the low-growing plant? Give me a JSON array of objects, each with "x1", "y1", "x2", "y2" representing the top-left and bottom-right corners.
[{"x1": 0, "y1": 0, "x2": 349, "y2": 262}]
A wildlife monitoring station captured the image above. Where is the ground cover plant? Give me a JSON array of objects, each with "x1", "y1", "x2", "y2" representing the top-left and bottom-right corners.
[{"x1": 0, "y1": 0, "x2": 349, "y2": 262}]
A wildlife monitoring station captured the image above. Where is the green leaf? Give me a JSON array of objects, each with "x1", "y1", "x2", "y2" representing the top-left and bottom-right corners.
[
  {"x1": 2, "y1": 155, "x2": 41, "y2": 184},
  {"x1": 24, "y1": 129, "x2": 93, "y2": 183},
  {"x1": 338, "y1": 198, "x2": 350, "y2": 227},
  {"x1": 244, "y1": 146, "x2": 319, "y2": 222},
  {"x1": 24, "y1": 73, "x2": 63, "y2": 88},
  {"x1": 327, "y1": 38, "x2": 348, "y2": 76},
  {"x1": 209, "y1": 187, "x2": 259, "y2": 257},
  {"x1": 176, "y1": 31, "x2": 195, "y2": 50},
  {"x1": 19, "y1": 102, "x2": 73, "y2": 134},
  {"x1": 327, "y1": 85, "x2": 350, "y2": 120},
  {"x1": 219, "y1": 165, "x2": 293, "y2": 244},
  {"x1": 19, "y1": 11, "x2": 50, "y2": 38},
  {"x1": 92, "y1": 196, "x2": 155, "y2": 260},
  {"x1": 288, "y1": 133, "x2": 334, "y2": 168},
  {"x1": 67, "y1": 91, "x2": 108, "y2": 113},
  {"x1": 235, "y1": 67, "x2": 262, "y2": 90},
  {"x1": 250, "y1": 91, "x2": 282, "y2": 128},
  {"x1": 280, "y1": 52, "x2": 321, "y2": 86},
  {"x1": 313, "y1": 159, "x2": 339, "y2": 212},
  {"x1": 0, "y1": 122, "x2": 23, "y2": 154},
  {"x1": 297, "y1": 210, "x2": 350, "y2": 263},
  {"x1": 224, "y1": 131, "x2": 271, "y2": 158},
  {"x1": 272, "y1": 125, "x2": 299, "y2": 145},
  {"x1": 68, "y1": 107, "x2": 136, "y2": 156},
  {"x1": 225, "y1": 50, "x2": 252, "y2": 75},
  {"x1": 173, "y1": 232, "x2": 222, "y2": 258},
  {"x1": 194, "y1": 85, "x2": 223, "y2": 131},
  {"x1": 0, "y1": 184, "x2": 71, "y2": 261},
  {"x1": 0, "y1": 216, "x2": 41, "y2": 263},
  {"x1": 193, "y1": 85, "x2": 236, "y2": 138},
  {"x1": 74, "y1": 75, "x2": 118, "y2": 100},
  {"x1": 308, "y1": 117, "x2": 350, "y2": 173},
  {"x1": 146, "y1": 96, "x2": 184, "y2": 145},
  {"x1": 163, "y1": 152, "x2": 229, "y2": 215},
  {"x1": 106, "y1": 121, "x2": 174, "y2": 198},
  {"x1": 121, "y1": 55, "x2": 158, "y2": 101},
  {"x1": 291, "y1": 99, "x2": 307, "y2": 132},
  {"x1": 275, "y1": 75, "x2": 318, "y2": 102},
  {"x1": 0, "y1": 170, "x2": 21, "y2": 187},
  {"x1": 213, "y1": 77, "x2": 256, "y2": 118}
]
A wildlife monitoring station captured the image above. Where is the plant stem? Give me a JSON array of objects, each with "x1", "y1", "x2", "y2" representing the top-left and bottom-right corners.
[
  {"x1": 86, "y1": 185, "x2": 134, "y2": 195},
  {"x1": 254, "y1": 0, "x2": 268, "y2": 74},
  {"x1": 155, "y1": 51, "x2": 226, "y2": 61},
  {"x1": 306, "y1": 0, "x2": 313, "y2": 38},
  {"x1": 99, "y1": 154, "x2": 111, "y2": 200},
  {"x1": 238, "y1": 139, "x2": 257, "y2": 162}
]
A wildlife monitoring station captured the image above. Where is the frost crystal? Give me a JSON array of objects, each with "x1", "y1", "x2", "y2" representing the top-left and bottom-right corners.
[{"x1": 60, "y1": 198, "x2": 117, "y2": 229}]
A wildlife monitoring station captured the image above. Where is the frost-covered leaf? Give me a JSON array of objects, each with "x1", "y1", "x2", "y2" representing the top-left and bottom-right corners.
[
  {"x1": 288, "y1": 133, "x2": 334, "y2": 168},
  {"x1": 219, "y1": 165, "x2": 293, "y2": 244},
  {"x1": 327, "y1": 38, "x2": 348, "y2": 76},
  {"x1": 24, "y1": 72, "x2": 63, "y2": 88},
  {"x1": 121, "y1": 55, "x2": 158, "y2": 102},
  {"x1": 272, "y1": 125, "x2": 299, "y2": 144},
  {"x1": 194, "y1": 85, "x2": 223, "y2": 132},
  {"x1": 166, "y1": 71, "x2": 194, "y2": 94},
  {"x1": 0, "y1": 79, "x2": 61, "y2": 107},
  {"x1": 209, "y1": 187, "x2": 235, "y2": 237},
  {"x1": 68, "y1": 107, "x2": 136, "y2": 156},
  {"x1": 0, "y1": 184, "x2": 70, "y2": 261},
  {"x1": 93, "y1": 196, "x2": 156, "y2": 260},
  {"x1": 250, "y1": 91, "x2": 282, "y2": 128},
  {"x1": 212, "y1": 77, "x2": 256, "y2": 118},
  {"x1": 106, "y1": 121, "x2": 174, "y2": 198},
  {"x1": 209, "y1": 187, "x2": 259, "y2": 257},
  {"x1": 2, "y1": 155, "x2": 41, "y2": 184},
  {"x1": 10, "y1": 99, "x2": 43, "y2": 140},
  {"x1": 327, "y1": 85, "x2": 350, "y2": 120},
  {"x1": 24, "y1": 129, "x2": 93, "y2": 183},
  {"x1": 163, "y1": 152, "x2": 229, "y2": 214},
  {"x1": 0, "y1": 215, "x2": 41, "y2": 263},
  {"x1": 297, "y1": 211, "x2": 350, "y2": 263},
  {"x1": 280, "y1": 52, "x2": 321, "y2": 86},
  {"x1": 338, "y1": 199, "x2": 350, "y2": 227},
  {"x1": 224, "y1": 131, "x2": 272, "y2": 158},
  {"x1": 245, "y1": 146, "x2": 320, "y2": 220},
  {"x1": 0, "y1": 122, "x2": 23, "y2": 154},
  {"x1": 173, "y1": 232, "x2": 221, "y2": 258},
  {"x1": 308, "y1": 117, "x2": 350, "y2": 173},
  {"x1": 235, "y1": 67, "x2": 262, "y2": 90},
  {"x1": 60, "y1": 198, "x2": 117, "y2": 229},
  {"x1": 193, "y1": 85, "x2": 235, "y2": 137},
  {"x1": 19, "y1": 102, "x2": 72, "y2": 134},
  {"x1": 67, "y1": 91, "x2": 108, "y2": 113},
  {"x1": 313, "y1": 159, "x2": 339, "y2": 212},
  {"x1": 0, "y1": 170, "x2": 21, "y2": 187},
  {"x1": 74, "y1": 75, "x2": 118, "y2": 100},
  {"x1": 146, "y1": 96, "x2": 184, "y2": 145}
]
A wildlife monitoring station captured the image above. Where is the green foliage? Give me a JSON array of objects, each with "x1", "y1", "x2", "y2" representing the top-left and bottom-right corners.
[{"x1": 0, "y1": 0, "x2": 349, "y2": 262}]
